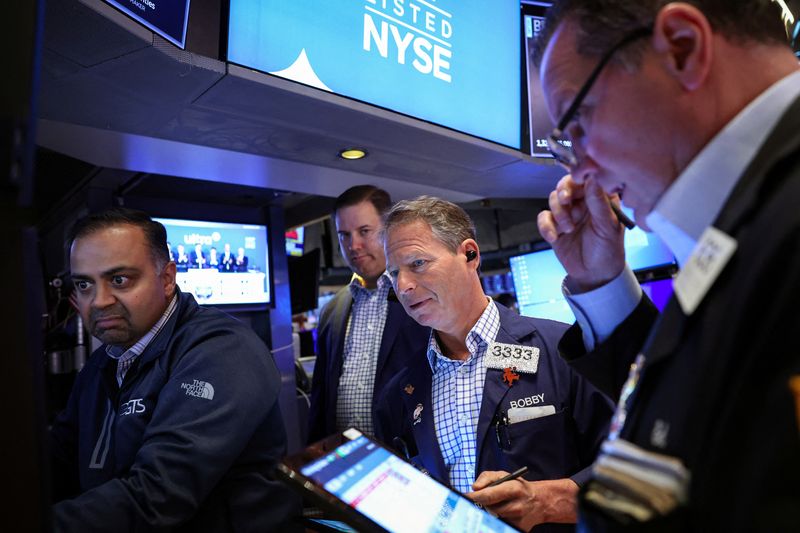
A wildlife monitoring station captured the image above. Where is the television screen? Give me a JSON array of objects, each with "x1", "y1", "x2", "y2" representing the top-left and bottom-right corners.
[
  {"x1": 522, "y1": 2, "x2": 554, "y2": 157},
  {"x1": 228, "y1": 0, "x2": 521, "y2": 148},
  {"x1": 285, "y1": 227, "x2": 305, "y2": 257},
  {"x1": 509, "y1": 248, "x2": 574, "y2": 324},
  {"x1": 481, "y1": 272, "x2": 515, "y2": 296},
  {"x1": 154, "y1": 217, "x2": 271, "y2": 305},
  {"x1": 621, "y1": 207, "x2": 676, "y2": 272},
  {"x1": 510, "y1": 240, "x2": 675, "y2": 323},
  {"x1": 103, "y1": 0, "x2": 191, "y2": 49}
]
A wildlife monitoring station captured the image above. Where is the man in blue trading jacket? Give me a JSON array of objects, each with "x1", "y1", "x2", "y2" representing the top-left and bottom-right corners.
[
  {"x1": 50, "y1": 208, "x2": 300, "y2": 532},
  {"x1": 308, "y1": 185, "x2": 429, "y2": 442},
  {"x1": 375, "y1": 196, "x2": 613, "y2": 532}
]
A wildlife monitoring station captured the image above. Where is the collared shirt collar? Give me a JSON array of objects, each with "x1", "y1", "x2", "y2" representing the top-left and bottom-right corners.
[
  {"x1": 646, "y1": 70, "x2": 800, "y2": 266},
  {"x1": 426, "y1": 298, "x2": 499, "y2": 372},
  {"x1": 347, "y1": 271, "x2": 392, "y2": 297}
]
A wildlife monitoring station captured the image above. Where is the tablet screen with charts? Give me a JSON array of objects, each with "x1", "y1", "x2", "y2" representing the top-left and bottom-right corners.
[{"x1": 276, "y1": 428, "x2": 520, "y2": 533}]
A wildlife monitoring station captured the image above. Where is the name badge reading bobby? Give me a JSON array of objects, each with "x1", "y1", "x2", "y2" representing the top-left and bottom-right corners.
[
  {"x1": 485, "y1": 342, "x2": 540, "y2": 374},
  {"x1": 674, "y1": 226, "x2": 737, "y2": 316}
]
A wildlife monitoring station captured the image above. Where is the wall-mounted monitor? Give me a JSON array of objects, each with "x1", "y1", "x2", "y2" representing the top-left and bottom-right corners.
[
  {"x1": 509, "y1": 248, "x2": 574, "y2": 324},
  {"x1": 481, "y1": 272, "x2": 515, "y2": 296},
  {"x1": 154, "y1": 217, "x2": 271, "y2": 305},
  {"x1": 522, "y1": 1, "x2": 553, "y2": 158},
  {"x1": 510, "y1": 228, "x2": 676, "y2": 323},
  {"x1": 228, "y1": 0, "x2": 521, "y2": 148},
  {"x1": 285, "y1": 227, "x2": 305, "y2": 257},
  {"x1": 621, "y1": 207, "x2": 676, "y2": 272},
  {"x1": 103, "y1": 0, "x2": 191, "y2": 49}
]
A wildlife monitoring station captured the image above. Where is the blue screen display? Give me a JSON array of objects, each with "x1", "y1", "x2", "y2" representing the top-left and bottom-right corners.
[
  {"x1": 509, "y1": 249, "x2": 574, "y2": 324},
  {"x1": 620, "y1": 207, "x2": 676, "y2": 272},
  {"x1": 155, "y1": 217, "x2": 271, "y2": 305},
  {"x1": 228, "y1": 0, "x2": 521, "y2": 148},
  {"x1": 510, "y1": 227, "x2": 675, "y2": 323},
  {"x1": 104, "y1": 0, "x2": 191, "y2": 48}
]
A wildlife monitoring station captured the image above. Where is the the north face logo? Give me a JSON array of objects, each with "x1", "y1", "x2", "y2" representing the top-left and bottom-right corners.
[{"x1": 181, "y1": 379, "x2": 215, "y2": 400}]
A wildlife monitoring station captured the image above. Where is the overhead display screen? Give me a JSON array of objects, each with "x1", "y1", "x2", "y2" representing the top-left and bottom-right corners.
[
  {"x1": 620, "y1": 207, "x2": 676, "y2": 272},
  {"x1": 510, "y1": 222, "x2": 674, "y2": 324},
  {"x1": 155, "y1": 217, "x2": 271, "y2": 306},
  {"x1": 103, "y1": 0, "x2": 191, "y2": 49},
  {"x1": 510, "y1": 248, "x2": 574, "y2": 324},
  {"x1": 228, "y1": 0, "x2": 521, "y2": 148},
  {"x1": 523, "y1": 2, "x2": 553, "y2": 157}
]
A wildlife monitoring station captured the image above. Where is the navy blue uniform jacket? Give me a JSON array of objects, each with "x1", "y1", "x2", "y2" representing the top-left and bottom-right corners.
[
  {"x1": 49, "y1": 290, "x2": 300, "y2": 532},
  {"x1": 563, "y1": 96, "x2": 800, "y2": 531},
  {"x1": 374, "y1": 304, "x2": 613, "y2": 516},
  {"x1": 308, "y1": 285, "x2": 429, "y2": 442}
]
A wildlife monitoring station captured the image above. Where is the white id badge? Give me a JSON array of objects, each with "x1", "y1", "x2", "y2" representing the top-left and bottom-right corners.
[
  {"x1": 507, "y1": 405, "x2": 556, "y2": 424},
  {"x1": 674, "y1": 226, "x2": 737, "y2": 316},
  {"x1": 485, "y1": 342, "x2": 540, "y2": 373}
]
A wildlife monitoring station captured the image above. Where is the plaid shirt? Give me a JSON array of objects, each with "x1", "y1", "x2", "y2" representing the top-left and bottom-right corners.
[
  {"x1": 428, "y1": 299, "x2": 500, "y2": 493},
  {"x1": 335, "y1": 273, "x2": 392, "y2": 436},
  {"x1": 106, "y1": 295, "x2": 178, "y2": 386}
]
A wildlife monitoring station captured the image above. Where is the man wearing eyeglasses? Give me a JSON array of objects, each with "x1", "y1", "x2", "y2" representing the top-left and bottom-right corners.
[{"x1": 535, "y1": 1, "x2": 800, "y2": 530}]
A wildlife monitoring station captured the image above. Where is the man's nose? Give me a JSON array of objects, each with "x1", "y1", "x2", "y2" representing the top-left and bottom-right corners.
[
  {"x1": 395, "y1": 270, "x2": 415, "y2": 295},
  {"x1": 568, "y1": 150, "x2": 599, "y2": 185},
  {"x1": 92, "y1": 283, "x2": 116, "y2": 309},
  {"x1": 349, "y1": 234, "x2": 365, "y2": 251}
]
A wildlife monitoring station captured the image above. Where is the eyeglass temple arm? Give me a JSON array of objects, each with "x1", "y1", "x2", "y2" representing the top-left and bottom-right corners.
[{"x1": 555, "y1": 27, "x2": 653, "y2": 133}]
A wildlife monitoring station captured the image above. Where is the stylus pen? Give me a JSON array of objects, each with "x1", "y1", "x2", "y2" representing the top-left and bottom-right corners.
[
  {"x1": 611, "y1": 203, "x2": 636, "y2": 230},
  {"x1": 486, "y1": 466, "x2": 529, "y2": 488}
]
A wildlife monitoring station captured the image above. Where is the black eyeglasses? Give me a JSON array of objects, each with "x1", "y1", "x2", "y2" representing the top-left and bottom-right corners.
[{"x1": 547, "y1": 27, "x2": 653, "y2": 168}]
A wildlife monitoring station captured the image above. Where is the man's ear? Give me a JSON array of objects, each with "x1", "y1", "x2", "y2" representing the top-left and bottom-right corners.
[
  {"x1": 460, "y1": 239, "x2": 480, "y2": 268},
  {"x1": 162, "y1": 261, "x2": 177, "y2": 298},
  {"x1": 652, "y1": 3, "x2": 713, "y2": 91}
]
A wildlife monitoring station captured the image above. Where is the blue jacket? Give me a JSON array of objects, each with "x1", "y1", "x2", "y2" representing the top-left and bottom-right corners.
[
  {"x1": 307, "y1": 285, "x2": 429, "y2": 442},
  {"x1": 49, "y1": 290, "x2": 300, "y2": 532},
  {"x1": 375, "y1": 303, "x2": 613, "y2": 527}
]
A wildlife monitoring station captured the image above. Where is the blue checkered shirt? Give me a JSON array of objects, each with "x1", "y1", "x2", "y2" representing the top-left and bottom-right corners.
[
  {"x1": 428, "y1": 299, "x2": 500, "y2": 493},
  {"x1": 335, "y1": 273, "x2": 392, "y2": 436},
  {"x1": 106, "y1": 295, "x2": 178, "y2": 386}
]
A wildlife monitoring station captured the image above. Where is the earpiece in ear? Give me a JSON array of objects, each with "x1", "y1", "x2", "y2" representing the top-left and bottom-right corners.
[{"x1": 466, "y1": 250, "x2": 478, "y2": 262}]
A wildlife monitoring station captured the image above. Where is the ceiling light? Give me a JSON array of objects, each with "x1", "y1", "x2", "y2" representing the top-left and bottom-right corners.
[{"x1": 339, "y1": 148, "x2": 367, "y2": 160}]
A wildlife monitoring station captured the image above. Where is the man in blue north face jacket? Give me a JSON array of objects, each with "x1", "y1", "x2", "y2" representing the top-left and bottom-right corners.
[{"x1": 49, "y1": 208, "x2": 300, "y2": 532}]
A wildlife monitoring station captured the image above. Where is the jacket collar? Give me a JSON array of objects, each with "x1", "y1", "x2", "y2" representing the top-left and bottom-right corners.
[{"x1": 399, "y1": 360, "x2": 448, "y2": 483}]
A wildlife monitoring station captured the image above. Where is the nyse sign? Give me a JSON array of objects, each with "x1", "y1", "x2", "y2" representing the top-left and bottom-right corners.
[
  {"x1": 363, "y1": 0, "x2": 453, "y2": 82},
  {"x1": 228, "y1": 0, "x2": 521, "y2": 148}
]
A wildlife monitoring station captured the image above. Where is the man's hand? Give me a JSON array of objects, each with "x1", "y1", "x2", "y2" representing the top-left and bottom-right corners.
[
  {"x1": 537, "y1": 174, "x2": 626, "y2": 292},
  {"x1": 467, "y1": 471, "x2": 579, "y2": 531}
]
